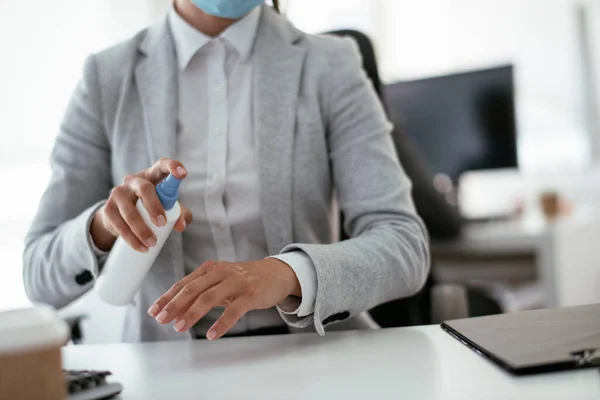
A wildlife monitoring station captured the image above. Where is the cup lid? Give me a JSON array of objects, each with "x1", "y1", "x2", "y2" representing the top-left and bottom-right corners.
[{"x1": 0, "y1": 305, "x2": 69, "y2": 355}]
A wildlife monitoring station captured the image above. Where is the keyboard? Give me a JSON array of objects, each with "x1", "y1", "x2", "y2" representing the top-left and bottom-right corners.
[{"x1": 64, "y1": 369, "x2": 123, "y2": 400}]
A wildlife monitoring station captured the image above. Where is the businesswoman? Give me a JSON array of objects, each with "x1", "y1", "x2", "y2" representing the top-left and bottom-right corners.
[{"x1": 24, "y1": 0, "x2": 429, "y2": 342}]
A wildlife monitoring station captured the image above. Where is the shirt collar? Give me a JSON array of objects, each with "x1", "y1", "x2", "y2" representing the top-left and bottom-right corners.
[{"x1": 168, "y1": 5, "x2": 262, "y2": 70}]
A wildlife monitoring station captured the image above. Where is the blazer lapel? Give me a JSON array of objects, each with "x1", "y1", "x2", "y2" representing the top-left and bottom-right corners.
[
  {"x1": 135, "y1": 19, "x2": 179, "y2": 163},
  {"x1": 135, "y1": 19, "x2": 185, "y2": 281},
  {"x1": 253, "y1": 7, "x2": 307, "y2": 255}
]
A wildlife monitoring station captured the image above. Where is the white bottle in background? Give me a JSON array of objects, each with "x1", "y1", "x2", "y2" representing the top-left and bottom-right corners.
[{"x1": 95, "y1": 174, "x2": 182, "y2": 306}]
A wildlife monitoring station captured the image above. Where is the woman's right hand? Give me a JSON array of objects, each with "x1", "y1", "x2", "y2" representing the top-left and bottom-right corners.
[{"x1": 90, "y1": 158, "x2": 193, "y2": 253}]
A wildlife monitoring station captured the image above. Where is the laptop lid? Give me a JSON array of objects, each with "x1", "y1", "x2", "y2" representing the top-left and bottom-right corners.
[{"x1": 441, "y1": 304, "x2": 600, "y2": 375}]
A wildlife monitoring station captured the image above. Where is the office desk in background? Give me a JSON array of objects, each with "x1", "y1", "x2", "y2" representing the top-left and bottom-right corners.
[
  {"x1": 62, "y1": 325, "x2": 600, "y2": 400},
  {"x1": 432, "y1": 210, "x2": 600, "y2": 310}
]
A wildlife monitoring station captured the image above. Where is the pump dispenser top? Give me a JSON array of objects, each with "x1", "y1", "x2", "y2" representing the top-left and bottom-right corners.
[{"x1": 156, "y1": 175, "x2": 181, "y2": 210}]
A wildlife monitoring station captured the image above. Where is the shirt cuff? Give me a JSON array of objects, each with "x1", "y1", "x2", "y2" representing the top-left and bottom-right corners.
[{"x1": 271, "y1": 251, "x2": 317, "y2": 317}]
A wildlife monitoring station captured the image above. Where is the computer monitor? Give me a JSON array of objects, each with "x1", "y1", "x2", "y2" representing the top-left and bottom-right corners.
[{"x1": 384, "y1": 65, "x2": 518, "y2": 182}]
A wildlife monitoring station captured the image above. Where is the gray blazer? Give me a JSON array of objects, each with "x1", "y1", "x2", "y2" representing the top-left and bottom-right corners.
[{"x1": 23, "y1": 6, "x2": 429, "y2": 342}]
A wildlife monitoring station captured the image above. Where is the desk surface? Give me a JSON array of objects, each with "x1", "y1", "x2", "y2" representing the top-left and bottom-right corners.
[
  {"x1": 62, "y1": 325, "x2": 600, "y2": 400},
  {"x1": 432, "y1": 219, "x2": 547, "y2": 255},
  {"x1": 432, "y1": 209, "x2": 600, "y2": 256}
]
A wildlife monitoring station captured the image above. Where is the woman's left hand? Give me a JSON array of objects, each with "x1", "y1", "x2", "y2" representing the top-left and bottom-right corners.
[{"x1": 147, "y1": 259, "x2": 301, "y2": 340}]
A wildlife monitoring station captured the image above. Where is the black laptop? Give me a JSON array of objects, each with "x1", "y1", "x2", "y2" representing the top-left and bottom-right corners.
[{"x1": 441, "y1": 304, "x2": 600, "y2": 375}]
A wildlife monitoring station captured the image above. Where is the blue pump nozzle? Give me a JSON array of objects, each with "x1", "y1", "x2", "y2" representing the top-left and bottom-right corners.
[{"x1": 156, "y1": 174, "x2": 181, "y2": 211}]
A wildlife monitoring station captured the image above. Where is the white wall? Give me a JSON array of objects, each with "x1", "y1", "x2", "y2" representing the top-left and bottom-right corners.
[{"x1": 286, "y1": 0, "x2": 380, "y2": 39}]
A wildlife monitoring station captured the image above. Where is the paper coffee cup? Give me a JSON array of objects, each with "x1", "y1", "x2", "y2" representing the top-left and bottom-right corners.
[
  {"x1": 539, "y1": 191, "x2": 560, "y2": 220},
  {"x1": 0, "y1": 306, "x2": 69, "y2": 400}
]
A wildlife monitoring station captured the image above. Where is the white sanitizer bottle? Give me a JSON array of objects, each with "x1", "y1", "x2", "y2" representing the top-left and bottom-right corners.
[{"x1": 95, "y1": 174, "x2": 182, "y2": 306}]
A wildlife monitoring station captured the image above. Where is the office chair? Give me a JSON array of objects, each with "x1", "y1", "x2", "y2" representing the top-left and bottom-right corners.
[{"x1": 325, "y1": 29, "x2": 469, "y2": 325}]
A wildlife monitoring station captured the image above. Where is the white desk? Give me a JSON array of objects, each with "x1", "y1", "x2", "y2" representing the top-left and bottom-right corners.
[
  {"x1": 62, "y1": 326, "x2": 600, "y2": 400},
  {"x1": 432, "y1": 211, "x2": 600, "y2": 309}
]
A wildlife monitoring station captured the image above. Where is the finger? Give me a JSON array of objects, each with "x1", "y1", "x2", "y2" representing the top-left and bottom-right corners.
[
  {"x1": 115, "y1": 195, "x2": 156, "y2": 249},
  {"x1": 104, "y1": 202, "x2": 148, "y2": 252},
  {"x1": 143, "y1": 158, "x2": 188, "y2": 183},
  {"x1": 148, "y1": 261, "x2": 219, "y2": 317},
  {"x1": 99, "y1": 205, "x2": 119, "y2": 237},
  {"x1": 128, "y1": 176, "x2": 166, "y2": 227},
  {"x1": 206, "y1": 298, "x2": 251, "y2": 340},
  {"x1": 155, "y1": 271, "x2": 224, "y2": 325},
  {"x1": 173, "y1": 206, "x2": 193, "y2": 232},
  {"x1": 173, "y1": 279, "x2": 243, "y2": 333}
]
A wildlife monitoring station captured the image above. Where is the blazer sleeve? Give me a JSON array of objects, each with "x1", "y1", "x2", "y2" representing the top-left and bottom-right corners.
[
  {"x1": 278, "y1": 38, "x2": 430, "y2": 335},
  {"x1": 23, "y1": 55, "x2": 112, "y2": 309}
]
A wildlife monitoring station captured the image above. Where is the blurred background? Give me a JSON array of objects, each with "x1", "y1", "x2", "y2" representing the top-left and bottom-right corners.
[{"x1": 2, "y1": 0, "x2": 600, "y2": 339}]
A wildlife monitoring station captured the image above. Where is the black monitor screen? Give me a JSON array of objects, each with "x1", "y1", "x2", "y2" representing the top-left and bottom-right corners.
[{"x1": 384, "y1": 65, "x2": 518, "y2": 182}]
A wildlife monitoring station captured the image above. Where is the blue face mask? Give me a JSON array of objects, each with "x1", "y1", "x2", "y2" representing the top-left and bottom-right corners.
[{"x1": 191, "y1": 0, "x2": 265, "y2": 19}]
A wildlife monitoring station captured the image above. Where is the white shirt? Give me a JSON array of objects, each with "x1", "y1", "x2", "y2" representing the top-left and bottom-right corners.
[{"x1": 168, "y1": 6, "x2": 317, "y2": 335}]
